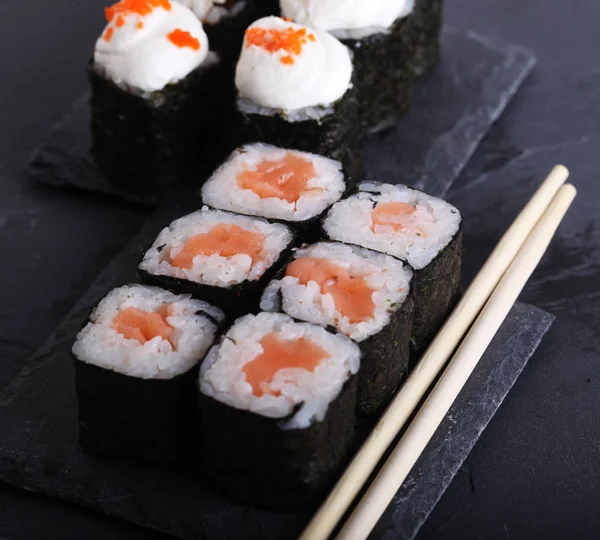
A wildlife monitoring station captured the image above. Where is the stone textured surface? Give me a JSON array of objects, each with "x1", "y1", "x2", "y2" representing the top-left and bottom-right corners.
[{"x1": 29, "y1": 28, "x2": 534, "y2": 206}]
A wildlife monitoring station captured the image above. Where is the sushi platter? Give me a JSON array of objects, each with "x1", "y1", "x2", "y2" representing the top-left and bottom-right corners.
[{"x1": 0, "y1": 0, "x2": 566, "y2": 539}]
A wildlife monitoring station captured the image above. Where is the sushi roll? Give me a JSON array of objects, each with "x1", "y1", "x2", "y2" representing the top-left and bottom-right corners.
[
  {"x1": 234, "y1": 16, "x2": 361, "y2": 181},
  {"x1": 200, "y1": 143, "x2": 347, "y2": 242},
  {"x1": 323, "y1": 183, "x2": 462, "y2": 354},
  {"x1": 280, "y1": 0, "x2": 416, "y2": 134},
  {"x1": 90, "y1": 0, "x2": 226, "y2": 186},
  {"x1": 261, "y1": 242, "x2": 414, "y2": 417},
  {"x1": 411, "y1": 0, "x2": 444, "y2": 76},
  {"x1": 138, "y1": 207, "x2": 295, "y2": 319},
  {"x1": 198, "y1": 312, "x2": 360, "y2": 508},
  {"x1": 72, "y1": 284, "x2": 223, "y2": 467}
]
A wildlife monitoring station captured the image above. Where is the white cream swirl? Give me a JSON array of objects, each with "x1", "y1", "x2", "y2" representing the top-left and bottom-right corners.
[
  {"x1": 235, "y1": 16, "x2": 352, "y2": 111},
  {"x1": 94, "y1": 1, "x2": 209, "y2": 92},
  {"x1": 280, "y1": 0, "x2": 414, "y2": 33}
]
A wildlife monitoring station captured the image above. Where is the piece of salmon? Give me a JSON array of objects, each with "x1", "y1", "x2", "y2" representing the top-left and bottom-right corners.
[
  {"x1": 171, "y1": 224, "x2": 265, "y2": 269},
  {"x1": 286, "y1": 257, "x2": 375, "y2": 324},
  {"x1": 371, "y1": 201, "x2": 416, "y2": 232},
  {"x1": 113, "y1": 305, "x2": 173, "y2": 346},
  {"x1": 237, "y1": 153, "x2": 317, "y2": 203},
  {"x1": 243, "y1": 332, "x2": 330, "y2": 396}
]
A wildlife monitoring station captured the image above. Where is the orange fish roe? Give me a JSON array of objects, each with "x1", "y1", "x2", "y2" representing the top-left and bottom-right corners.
[
  {"x1": 113, "y1": 305, "x2": 174, "y2": 346},
  {"x1": 237, "y1": 153, "x2": 318, "y2": 203},
  {"x1": 371, "y1": 201, "x2": 417, "y2": 233},
  {"x1": 115, "y1": 15, "x2": 125, "y2": 27},
  {"x1": 137, "y1": 21, "x2": 144, "y2": 29},
  {"x1": 286, "y1": 258, "x2": 376, "y2": 324},
  {"x1": 170, "y1": 224, "x2": 266, "y2": 270},
  {"x1": 103, "y1": 27, "x2": 114, "y2": 41},
  {"x1": 104, "y1": 0, "x2": 171, "y2": 23},
  {"x1": 167, "y1": 29, "x2": 201, "y2": 50},
  {"x1": 244, "y1": 23, "x2": 316, "y2": 64},
  {"x1": 242, "y1": 333, "x2": 329, "y2": 396}
]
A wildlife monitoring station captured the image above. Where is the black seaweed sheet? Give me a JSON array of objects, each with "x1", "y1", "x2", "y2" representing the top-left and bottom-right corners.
[
  {"x1": 28, "y1": 28, "x2": 535, "y2": 207},
  {"x1": 0, "y1": 199, "x2": 554, "y2": 539}
]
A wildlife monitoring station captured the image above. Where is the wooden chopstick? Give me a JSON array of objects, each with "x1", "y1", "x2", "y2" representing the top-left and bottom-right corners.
[
  {"x1": 338, "y1": 183, "x2": 577, "y2": 539},
  {"x1": 300, "y1": 165, "x2": 570, "y2": 540}
]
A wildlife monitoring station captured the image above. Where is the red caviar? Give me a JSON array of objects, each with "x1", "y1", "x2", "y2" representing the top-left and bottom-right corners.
[
  {"x1": 167, "y1": 29, "x2": 201, "y2": 50},
  {"x1": 103, "y1": 27, "x2": 114, "y2": 41},
  {"x1": 137, "y1": 21, "x2": 144, "y2": 29},
  {"x1": 115, "y1": 15, "x2": 125, "y2": 27},
  {"x1": 244, "y1": 23, "x2": 316, "y2": 65},
  {"x1": 105, "y1": 0, "x2": 171, "y2": 23}
]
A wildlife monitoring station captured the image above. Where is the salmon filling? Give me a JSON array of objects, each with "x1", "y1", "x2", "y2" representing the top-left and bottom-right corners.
[
  {"x1": 113, "y1": 305, "x2": 173, "y2": 346},
  {"x1": 237, "y1": 153, "x2": 318, "y2": 203},
  {"x1": 171, "y1": 224, "x2": 266, "y2": 269},
  {"x1": 286, "y1": 257, "x2": 376, "y2": 324},
  {"x1": 371, "y1": 201, "x2": 417, "y2": 233},
  {"x1": 243, "y1": 333, "x2": 330, "y2": 396}
]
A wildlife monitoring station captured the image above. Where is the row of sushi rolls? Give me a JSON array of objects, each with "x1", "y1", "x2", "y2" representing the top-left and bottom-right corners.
[{"x1": 74, "y1": 0, "x2": 460, "y2": 508}]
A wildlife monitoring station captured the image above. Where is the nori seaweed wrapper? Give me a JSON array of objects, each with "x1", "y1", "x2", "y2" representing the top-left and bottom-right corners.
[
  {"x1": 88, "y1": 57, "x2": 229, "y2": 188},
  {"x1": 410, "y1": 223, "x2": 462, "y2": 356},
  {"x1": 338, "y1": 15, "x2": 416, "y2": 135},
  {"x1": 259, "y1": 246, "x2": 414, "y2": 419},
  {"x1": 410, "y1": 0, "x2": 444, "y2": 76},
  {"x1": 138, "y1": 228, "x2": 298, "y2": 322},
  {"x1": 198, "y1": 374, "x2": 358, "y2": 509},
  {"x1": 235, "y1": 83, "x2": 362, "y2": 188},
  {"x1": 73, "y1": 359, "x2": 199, "y2": 469}
]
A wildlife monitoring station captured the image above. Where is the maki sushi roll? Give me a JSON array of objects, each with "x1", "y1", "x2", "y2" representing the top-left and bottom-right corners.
[
  {"x1": 234, "y1": 16, "x2": 361, "y2": 181},
  {"x1": 280, "y1": 0, "x2": 416, "y2": 134},
  {"x1": 72, "y1": 284, "x2": 223, "y2": 467},
  {"x1": 90, "y1": 0, "x2": 226, "y2": 186},
  {"x1": 261, "y1": 242, "x2": 414, "y2": 417},
  {"x1": 198, "y1": 312, "x2": 360, "y2": 508},
  {"x1": 138, "y1": 207, "x2": 295, "y2": 319},
  {"x1": 323, "y1": 183, "x2": 462, "y2": 354},
  {"x1": 411, "y1": 0, "x2": 444, "y2": 76},
  {"x1": 201, "y1": 143, "x2": 347, "y2": 242}
]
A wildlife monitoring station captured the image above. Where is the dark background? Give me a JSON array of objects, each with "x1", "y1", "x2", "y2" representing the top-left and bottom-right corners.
[{"x1": 1, "y1": 1, "x2": 599, "y2": 539}]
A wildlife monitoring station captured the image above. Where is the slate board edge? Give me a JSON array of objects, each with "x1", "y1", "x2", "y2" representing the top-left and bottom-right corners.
[{"x1": 415, "y1": 29, "x2": 536, "y2": 198}]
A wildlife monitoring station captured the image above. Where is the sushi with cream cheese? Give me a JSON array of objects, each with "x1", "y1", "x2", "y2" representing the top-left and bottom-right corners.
[
  {"x1": 89, "y1": 0, "x2": 226, "y2": 186},
  {"x1": 234, "y1": 16, "x2": 361, "y2": 181},
  {"x1": 198, "y1": 312, "x2": 360, "y2": 507},
  {"x1": 280, "y1": 0, "x2": 416, "y2": 134},
  {"x1": 138, "y1": 207, "x2": 295, "y2": 319},
  {"x1": 201, "y1": 143, "x2": 347, "y2": 241},
  {"x1": 323, "y1": 182, "x2": 462, "y2": 354},
  {"x1": 72, "y1": 284, "x2": 223, "y2": 467},
  {"x1": 261, "y1": 242, "x2": 414, "y2": 417}
]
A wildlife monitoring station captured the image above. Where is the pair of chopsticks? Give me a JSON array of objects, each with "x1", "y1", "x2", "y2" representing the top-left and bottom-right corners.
[{"x1": 301, "y1": 165, "x2": 576, "y2": 540}]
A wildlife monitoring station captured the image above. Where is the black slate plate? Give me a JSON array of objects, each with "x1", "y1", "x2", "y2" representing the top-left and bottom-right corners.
[
  {"x1": 28, "y1": 27, "x2": 535, "y2": 207},
  {"x1": 0, "y1": 198, "x2": 554, "y2": 539}
]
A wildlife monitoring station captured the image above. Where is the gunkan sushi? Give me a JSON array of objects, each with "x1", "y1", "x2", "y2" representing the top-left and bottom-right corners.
[
  {"x1": 323, "y1": 182, "x2": 462, "y2": 354},
  {"x1": 72, "y1": 284, "x2": 223, "y2": 467},
  {"x1": 138, "y1": 207, "x2": 295, "y2": 319},
  {"x1": 261, "y1": 242, "x2": 414, "y2": 417},
  {"x1": 234, "y1": 16, "x2": 361, "y2": 180},
  {"x1": 411, "y1": 0, "x2": 444, "y2": 76},
  {"x1": 280, "y1": 0, "x2": 416, "y2": 133},
  {"x1": 198, "y1": 312, "x2": 360, "y2": 508},
  {"x1": 201, "y1": 143, "x2": 347, "y2": 242},
  {"x1": 90, "y1": 0, "x2": 226, "y2": 186}
]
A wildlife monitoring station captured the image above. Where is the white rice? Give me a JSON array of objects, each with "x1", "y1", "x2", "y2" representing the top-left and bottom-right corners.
[
  {"x1": 139, "y1": 207, "x2": 294, "y2": 287},
  {"x1": 201, "y1": 143, "x2": 345, "y2": 222},
  {"x1": 199, "y1": 312, "x2": 360, "y2": 429},
  {"x1": 260, "y1": 242, "x2": 413, "y2": 342},
  {"x1": 322, "y1": 183, "x2": 462, "y2": 270},
  {"x1": 72, "y1": 284, "x2": 223, "y2": 380}
]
